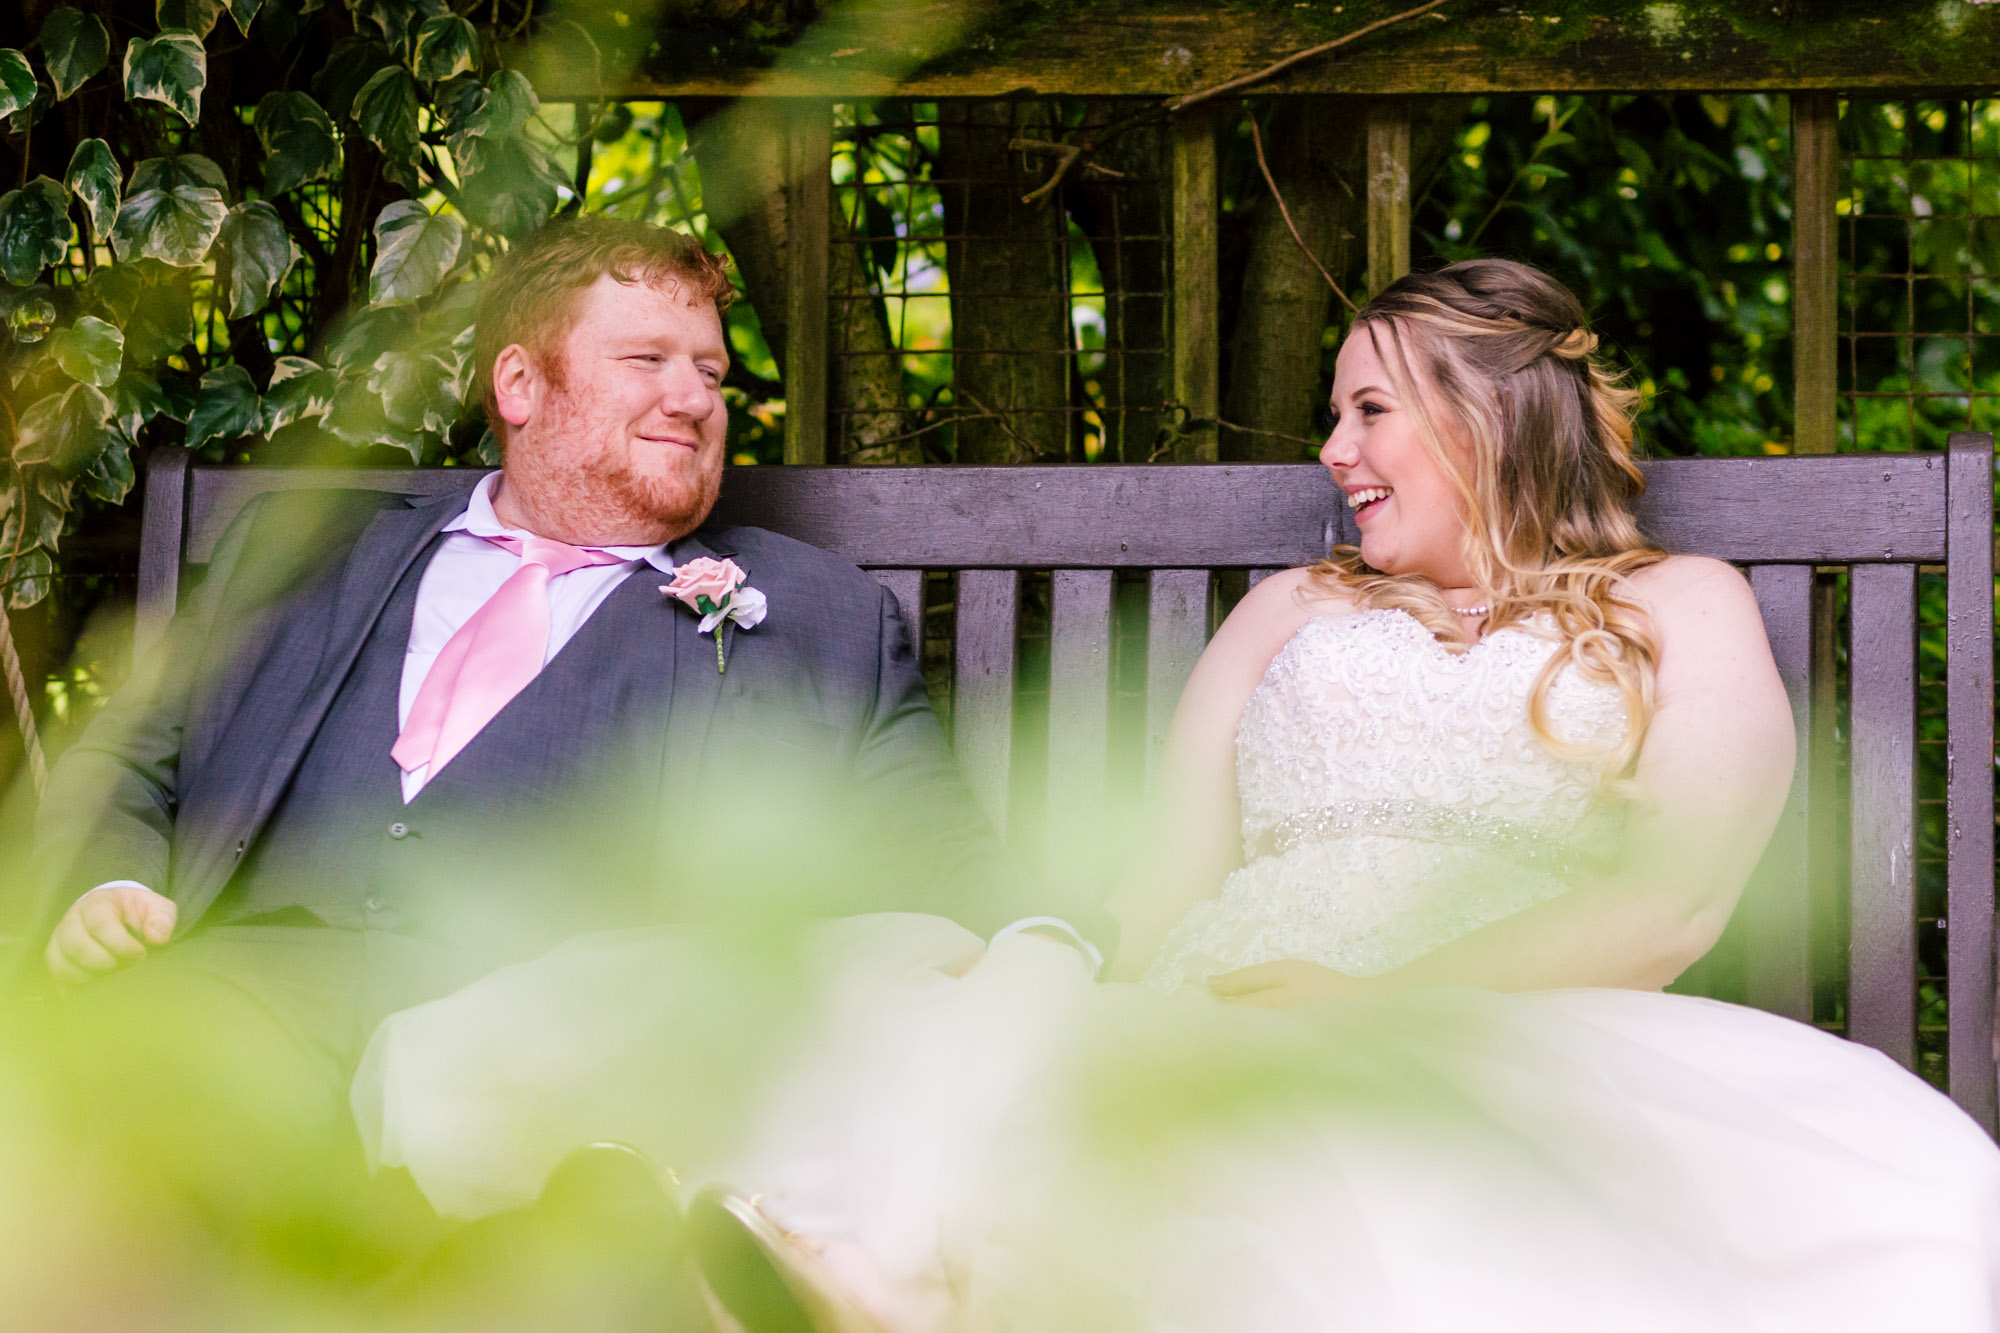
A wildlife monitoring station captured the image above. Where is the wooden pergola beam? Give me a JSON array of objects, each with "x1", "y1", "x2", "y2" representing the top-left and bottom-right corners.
[{"x1": 530, "y1": 4, "x2": 2000, "y2": 100}]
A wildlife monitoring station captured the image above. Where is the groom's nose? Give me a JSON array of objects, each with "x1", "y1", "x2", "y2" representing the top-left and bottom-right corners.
[{"x1": 656, "y1": 357, "x2": 716, "y2": 421}]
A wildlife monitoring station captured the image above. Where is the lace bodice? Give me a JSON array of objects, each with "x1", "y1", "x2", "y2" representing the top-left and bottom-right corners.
[{"x1": 1144, "y1": 608, "x2": 1628, "y2": 989}]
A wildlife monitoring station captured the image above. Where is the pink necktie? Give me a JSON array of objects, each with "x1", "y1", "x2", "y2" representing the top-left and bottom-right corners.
[{"x1": 391, "y1": 534, "x2": 628, "y2": 782}]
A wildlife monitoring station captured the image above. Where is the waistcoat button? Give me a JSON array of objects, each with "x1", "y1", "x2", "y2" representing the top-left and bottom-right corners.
[{"x1": 388, "y1": 821, "x2": 409, "y2": 839}]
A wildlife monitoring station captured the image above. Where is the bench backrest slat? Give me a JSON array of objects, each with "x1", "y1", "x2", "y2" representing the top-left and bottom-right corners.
[
  {"x1": 1047, "y1": 570, "x2": 1115, "y2": 853},
  {"x1": 1145, "y1": 570, "x2": 1210, "y2": 779},
  {"x1": 1846, "y1": 562, "x2": 1921, "y2": 1069},
  {"x1": 1742, "y1": 562, "x2": 1814, "y2": 1022},
  {"x1": 869, "y1": 569, "x2": 926, "y2": 651},
  {"x1": 952, "y1": 569, "x2": 1020, "y2": 834},
  {"x1": 1945, "y1": 433, "x2": 1997, "y2": 1128}
]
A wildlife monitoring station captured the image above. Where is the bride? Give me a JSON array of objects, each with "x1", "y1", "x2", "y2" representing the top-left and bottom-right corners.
[{"x1": 353, "y1": 259, "x2": 2000, "y2": 1331}]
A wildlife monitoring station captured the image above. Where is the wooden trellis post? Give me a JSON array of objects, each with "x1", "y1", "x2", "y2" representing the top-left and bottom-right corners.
[
  {"x1": 785, "y1": 101, "x2": 832, "y2": 467},
  {"x1": 1171, "y1": 105, "x2": 1219, "y2": 463},
  {"x1": 1366, "y1": 97, "x2": 1411, "y2": 299},
  {"x1": 1734, "y1": 90, "x2": 1841, "y2": 1024}
]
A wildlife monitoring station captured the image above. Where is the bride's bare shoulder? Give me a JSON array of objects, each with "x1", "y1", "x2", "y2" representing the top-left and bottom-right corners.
[
  {"x1": 1622, "y1": 555, "x2": 1761, "y2": 633},
  {"x1": 1203, "y1": 567, "x2": 1359, "y2": 672}
]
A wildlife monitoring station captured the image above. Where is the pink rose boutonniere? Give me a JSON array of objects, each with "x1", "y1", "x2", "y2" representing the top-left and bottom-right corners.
[{"x1": 661, "y1": 557, "x2": 768, "y2": 673}]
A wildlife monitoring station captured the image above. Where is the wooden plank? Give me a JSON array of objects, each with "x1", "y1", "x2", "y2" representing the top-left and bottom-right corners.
[
  {"x1": 1945, "y1": 432, "x2": 1996, "y2": 1133},
  {"x1": 1171, "y1": 105, "x2": 1219, "y2": 463},
  {"x1": 1046, "y1": 570, "x2": 1114, "y2": 855},
  {"x1": 1791, "y1": 92, "x2": 1838, "y2": 459},
  {"x1": 1846, "y1": 561, "x2": 1919, "y2": 1071},
  {"x1": 868, "y1": 568, "x2": 925, "y2": 651},
  {"x1": 556, "y1": 7, "x2": 2000, "y2": 99},
  {"x1": 135, "y1": 446, "x2": 192, "y2": 655},
  {"x1": 1365, "y1": 97, "x2": 1411, "y2": 300},
  {"x1": 953, "y1": 569, "x2": 1019, "y2": 835},
  {"x1": 1146, "y1": 569, "x2": 1210, "y2": 779},
  {"x1": 784, "y1": 102, "x2": 831, "y2": 467},
  {"x1": 175, "y1": 454, "x2": 1951, "y2": 570},
  {"x1": 1742, "y1": 564, "x2": 1813, "y2": 1022}
]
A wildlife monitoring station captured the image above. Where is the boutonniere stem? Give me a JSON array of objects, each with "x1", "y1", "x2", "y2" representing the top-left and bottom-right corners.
[{"x1": 662, "y1": 557, "x2": 767, "y2": 673}]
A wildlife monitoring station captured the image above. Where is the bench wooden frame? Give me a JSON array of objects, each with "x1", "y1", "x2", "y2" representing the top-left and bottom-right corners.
[{"x1": 136, "y1": 437, "x2": 1998, "y2": 1134}]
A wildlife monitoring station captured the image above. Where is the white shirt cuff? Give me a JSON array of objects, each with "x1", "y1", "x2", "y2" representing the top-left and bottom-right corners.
[
  {"x1": 990, "y1": 916, "x2": 1105, "y2": 977},
  {"x1": 82, "y1": 880, "x2": 155, "y2": 899}
]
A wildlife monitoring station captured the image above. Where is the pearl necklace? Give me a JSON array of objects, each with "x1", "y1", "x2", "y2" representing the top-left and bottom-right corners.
[{"x1": 1454, "y1": 604, "x2": 1489, "y2": 617}]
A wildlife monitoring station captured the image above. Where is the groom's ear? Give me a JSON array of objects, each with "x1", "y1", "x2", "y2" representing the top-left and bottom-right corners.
[{"x1": 490, "y1": 343, "x2": 540, "y2": 428}]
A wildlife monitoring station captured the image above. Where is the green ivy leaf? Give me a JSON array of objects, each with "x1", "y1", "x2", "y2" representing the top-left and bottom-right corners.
[
  {"x1": 3, "y1": 286, "x2": 56, "y2": 343},
  {"x1": 65, "y1": 138, "x2": 120, "y2": 238},
  {"x1": 111, "y1": 182, "x2": 228, "y2": 267},
  {"x1": 40, "y1": 10, "x2": 111, "y2": 100},
  {"x1": 49, "y1": 316, "x2": 124, "y2": 387},
  {"x1": 155, "y1": 0, "x2": 226, "y2": 38},
  {"x1": 351, "y1": 66, "x2": 420, "y2": 181},
  {"x1": 254, "y1": 91, "x2": 341, "y2": 195},
  {"x1": 367, "y1": 348, "x2": 457, "y2": 435},
  {"x1": 474, "y1": 424, "x2": 501, "y2": 465},
  {"x1": 449, "y1": 68, "x2": 536, "y2": 162},
  {"x1": 124, "y1": 29, "x2": 207, "y2": 124},
  {"x1": 325, "y1": 373, "x2": 426, "y2": 460},
  {"x1": 81, "y1": 433, "x2": 135, "y2": 503},
  {"x1": 456, "y1": 136, "x2": 563, "y2": 240},
  {"x1": 259, "y1": 354, "x2": 335, "y2": 433},
  {"x1": 368, "y1": 200, "x2": 461, "y2": 305},
  {"x1": 411, "y1": 14, "x2": 476, "y2": 82},
  {"x1": 312, "y1": 36, "x2": 395, "y2": 121},
  {"x1": 4, "y1": 547, "x2": 55, "y2": 610},
  {"x1": 128, "y1": 153, "x2": 227, "y2": 196},
  {"x1": 0, "y1": 178, "x2": 74, "y2": 287},
  {"x1": 14, "y1": 380, "x2": 114, "y2": 475},
  {"x1": 86, "y1": 261, "x2": 195, "y2": 362},
  {"x1": 326, "y1": 302, "x2": 414, "y2": 372},
  {"x1": 349, "y1": 0, "x2": 443, "y2": 53},
  {"x1": 227, "y1": 0, "x2": 264, "y2": 37},
  {"x1": 0, "y1": 50, "x2": 37, "y2": 121},
  {"x1": 110, "y1": 368, "x2": 171, "y2": 439},
  {"x1": 184, "y1": 364, "x2": 261, "y2": 450},
  {"x1": 218, "y1": 201, "x2": 297, "y2": 318}
]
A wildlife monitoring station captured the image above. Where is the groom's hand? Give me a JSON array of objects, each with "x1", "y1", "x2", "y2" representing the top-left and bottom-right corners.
[
  {"x1": 1208, "y1": 960, "x2": 1363, "y2": 1008},
  {"x1": 45, "y1": 885, "x2": 177, "y2": 984}
]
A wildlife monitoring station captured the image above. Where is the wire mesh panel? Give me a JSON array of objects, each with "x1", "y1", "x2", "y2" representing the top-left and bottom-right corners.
[
  {"x1": 1837, "y1": 96, "x2": 2000, "y2": 1089},
  {"x1": 829, "y1": 101, "x2": 1172, "y2": 464}
]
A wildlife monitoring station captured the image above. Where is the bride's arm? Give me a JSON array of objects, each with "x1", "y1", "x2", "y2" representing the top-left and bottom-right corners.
[
  {"x1": 1104, "y1": 570, "x2": 1332, "y2": 981},
  {"x1": 1212, "y1": 556, "x2": 1795, "y2": 1003}
]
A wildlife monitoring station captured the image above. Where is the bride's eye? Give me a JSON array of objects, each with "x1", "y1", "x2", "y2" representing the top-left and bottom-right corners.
[{"x1": 1358, "y1": 402, "x2": 1386, "y2": 418}]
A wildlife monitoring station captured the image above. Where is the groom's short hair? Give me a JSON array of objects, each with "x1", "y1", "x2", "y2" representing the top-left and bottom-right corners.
[{"x1": 473, "y1": 216, "x2": 736, "y2": 422}]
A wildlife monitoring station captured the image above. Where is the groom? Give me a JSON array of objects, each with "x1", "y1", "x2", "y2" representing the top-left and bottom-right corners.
[{"x1": 33, "y1": 218, "x2": 1074, "y2": 1142}]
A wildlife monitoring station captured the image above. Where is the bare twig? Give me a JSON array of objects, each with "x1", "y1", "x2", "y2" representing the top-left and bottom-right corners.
[
  {"x1": 1008, "y1": 0, "x2": 1449, "y2": 208},
  {"x1": 1245, "y1": 110, "x2": 1358, "y2": 314},
  {"x1": 0, "y1": 509, "x2": 44, "y2": 797},
  {"x1": 0, "y1": 603, "x2": 44, "y2": 798},
  {"x1": 955, "y1": 389, "x2": 1042, "y2": 462},
  {"x1": 1167, "y1": 0, "x2": 1452, "y2": 112}
]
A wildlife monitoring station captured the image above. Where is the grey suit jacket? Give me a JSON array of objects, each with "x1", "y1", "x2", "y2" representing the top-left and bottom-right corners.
[{"x1": 33, "y1": 475, "x2": 1073, "y2": 944}]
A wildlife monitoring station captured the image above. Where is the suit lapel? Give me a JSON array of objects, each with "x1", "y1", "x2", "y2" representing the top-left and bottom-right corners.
[
  {"x1": 655, "y1": 531, "x2": 735, "y2": 791},
  {"x1": 180, "y1": 488, "x2": 472, "y2": 917}
]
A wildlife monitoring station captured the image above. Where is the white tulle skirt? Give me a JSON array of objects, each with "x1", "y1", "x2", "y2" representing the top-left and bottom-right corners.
[{"x1": 351, "y1": 914, "x2": 2000, "y2": 1332}]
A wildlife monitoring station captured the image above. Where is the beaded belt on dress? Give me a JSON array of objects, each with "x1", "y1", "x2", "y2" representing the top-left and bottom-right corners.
[{"x1": 1244, "y1": 798, "x2": 1582, "y2": 877}]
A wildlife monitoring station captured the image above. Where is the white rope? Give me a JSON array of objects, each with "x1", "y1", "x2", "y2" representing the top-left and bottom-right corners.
[{"x1": 0, "y1": 609, "x2": 46, "y2": 799}]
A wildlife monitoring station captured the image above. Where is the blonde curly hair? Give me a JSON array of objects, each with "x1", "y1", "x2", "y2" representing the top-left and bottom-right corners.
[{"x1": 1313, "y1": 258, "x2": 1665, "y2": 781}]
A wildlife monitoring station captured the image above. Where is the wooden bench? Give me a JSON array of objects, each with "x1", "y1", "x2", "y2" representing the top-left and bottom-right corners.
[{"x1": 134, "y1": 436, "x2": 1998, "y2": 1134}]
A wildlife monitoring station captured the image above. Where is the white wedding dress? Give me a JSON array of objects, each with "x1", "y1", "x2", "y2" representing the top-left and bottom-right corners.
[{"x1": 353, "y1": 609, "x2": 2000, "y2": 1332}]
